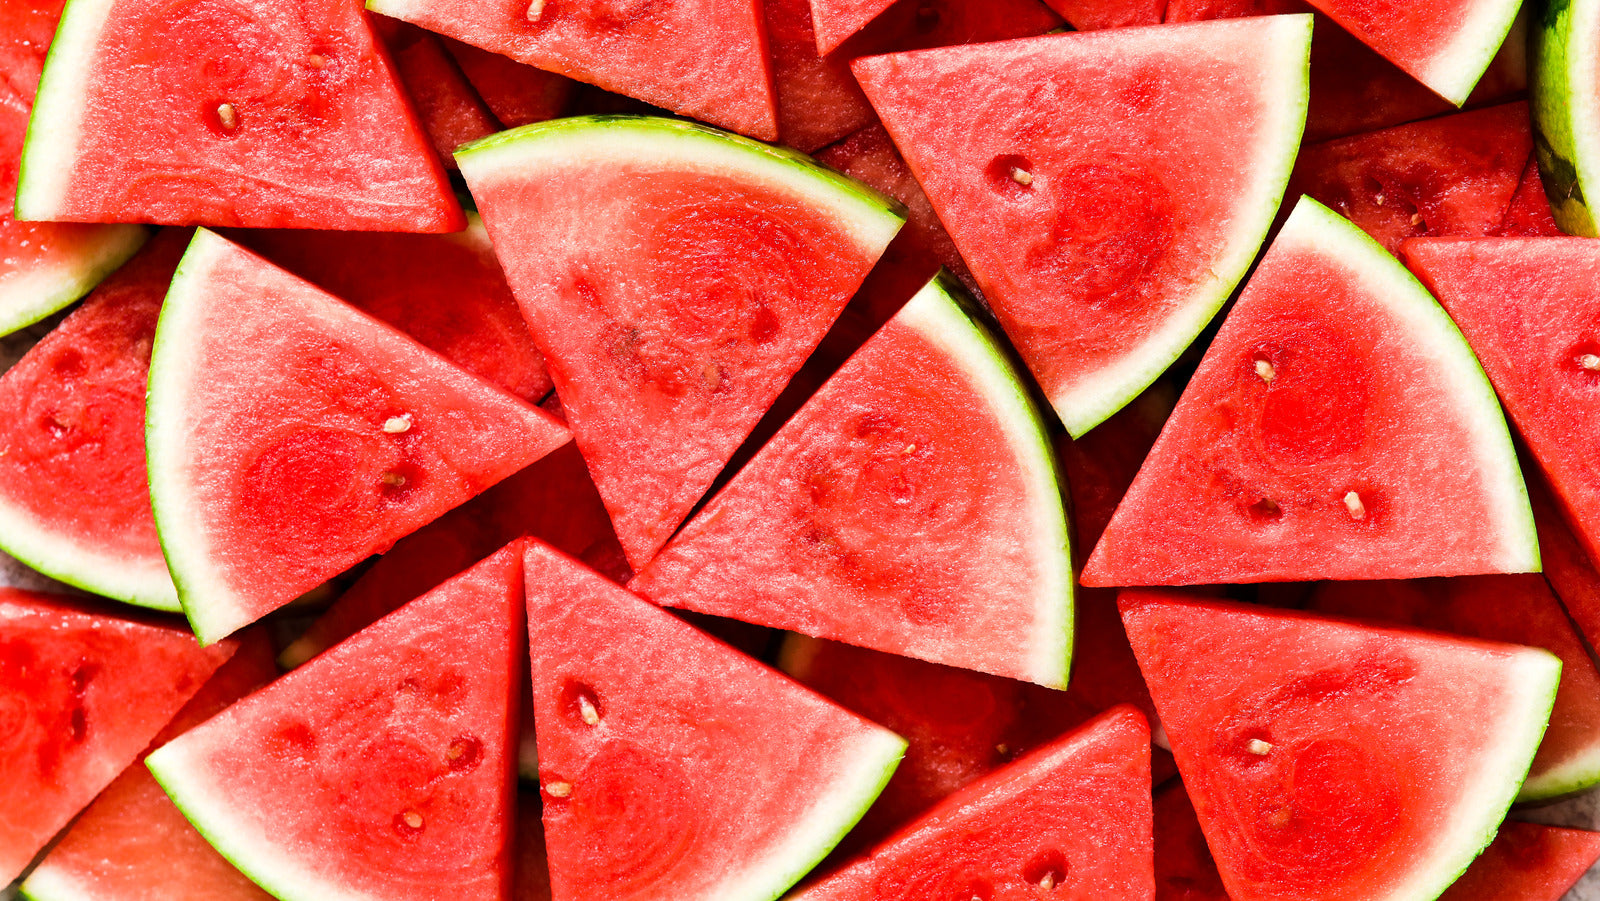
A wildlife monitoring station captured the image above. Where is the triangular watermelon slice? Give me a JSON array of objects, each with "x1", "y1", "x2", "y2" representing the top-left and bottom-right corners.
[
  {"x1": 808, "y1": 0, "x2": 895, "y2": 54},
  {"x1": 1121, "y1": 591, "x2": 1561, "y2": 901},
  {"x1": 1082, "y1": 198, "x2": 1537, "y2": 586},
  {"x1": 1530, "y1": 470, "x2": 1600, "y2": 658},
  {"x1": 852, "y1": 16, "x2": 1312, "y2": 436},
  {"x1": 456, "y1": 116, "x2": 901, "y2": 570},
  {"x1": 0, "y1": 589, "x2": 235, "y2": 886},
  {"x1": 384, "y1": 24, "x2": 499, "y2": 168},
  {"x1": 146, "y1": 544, "x2": 523, "y2": 901},
  {"x1": 1045, "y1": 0, "x2": 1162, "y2": 30},
  {"x1": 15, "y1": 0, "x2": 462, "y2": 230},
  {"x1": 1498, "y1": 158, "x2": 1566, "y2": 237},
  {"x1": 441, "y1": 38, "x2": 575, "y2": 129},
  {"x1": 789, "y1": 706, "x2": 1154, "y2": 900},
  {"x1": 630, "y1": 274, "x2": 1073, "y2": 687},
  {"x1": 1440, "y1": 821, "x2": 1600, "y2": 901},
  {"x1": 365, "y1": 0, "x2": 778, "y2": 140},
  {"x1": 145, "y1": 230, "x2": 570, "y2": 644},
  {"x1": 522, "y1": 540, "x2": 906, "y2": 901},
  {"x1": 1299, "y1": 0, "x2": 1521, "y2": 106}
]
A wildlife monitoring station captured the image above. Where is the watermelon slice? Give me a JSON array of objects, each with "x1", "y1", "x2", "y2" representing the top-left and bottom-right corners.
[
  {"x1": 16, "y1": 0, "x2": 462, "y2": 230},
  {"x1": 0, "y1": 229, "x2": 186, "y2": 611},
  {"x1": 456, "y1": 116, "x2": 901, "y2": 570},
  {"x1": 18, "y1": 632, "x2": 279, "y2": 901},
  {"x1": 764, "y1": 0, "x2": 875, "y2": 153},
  {"x1": 0, "y1": 589, "x2": 234, "y2": 886},
  {"x1": 1530, "y1": 472, "x2": 1600, "y2": 659},
  {"x1": 1440, "y1": 821, "x2": 1600, "y2": 901},
  {"x1": 441, "y1": 38, "x2": 574, "y2": 128},
  {"x1": 522, "y1": 540, "x2": 906, "y2": 901},
  {"x1": 146, "y1": 544, "x2": 522, "y2": 901},
  {"x1": 1121, "y1": 592, "x2": 1561, "y2": 901},
  {"x1": 1153, "y1": 781, "x2": 1229, "y2": 901},
  {"x1": 1045, "y1": 0, "x2": 1162, "y2": 30},
  {"x1": 1082, "y1": 198, "x2": 1537, "y2": 587},
  {"x1": 145, "y1": 230, "x2": 569, "y2": 644},
  {"x1": 808, "y1": 0, "x2": 894, "y2": 54},
  {"x1": 1498, "y1": 159, "x2": 1566, "y2": 237},
  {"x1": 630, "y1": 274, "x2": 1073, "y2": 686},
  {"x1": 853, "y1": 16, "x2": 1312, "y2": 436},
  {"x1": 385, "y1": 25, "x2": 498, "y2": 167},
  {"x1": 1532, "y1": 0, "x2": 1600, "y2": 236},
  {"x1": 365, "y1": 0, "x2": 778, "y2": 140},
  {"x1": 790, "y1": 706, "x2": 1155, "y2": 900},
  {"x1": 1308, "y1": 575, "x2": 1600, "y2": 801}
]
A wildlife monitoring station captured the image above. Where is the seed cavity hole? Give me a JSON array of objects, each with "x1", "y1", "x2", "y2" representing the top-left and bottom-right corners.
[
  {"x1": 560, "y1": 679, "x2": 604, "y2": 727},
  {"x1": 394, "y1": 809, "x2": 425, "y2": 838},
  {"x1": 985, "y1": 154, "x2": 1036, "y2": 197},
  {"x1": 1023, "y1": 849, "x2": 1067, "y2": 892},
  {"x1": 1244, "y1": 497, "x2": 1282, "y2": 524},
  {"x1": 446, "y1": 734, "x2": 483, "y2": 772}
]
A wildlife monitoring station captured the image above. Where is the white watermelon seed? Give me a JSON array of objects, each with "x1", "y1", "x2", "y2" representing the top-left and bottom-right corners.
[
  {"x1": 401, "y1": 810, "x2": 423, "y2": 829},
  {"x1": 579, "y1": 695, "x2": 600, "y2": 725},
  {"x1": 1253, "y1": 358, "x2": 1275, "y2": 383},
  {"x1": 1009, "y1": 167, "x2": 1034, "y2": 186},
  {"x1": 381, "y1": 472, "x2": 407, "y2": 488},
  {"x1": 1248, "y1": 739, "x2": 1273, "y2": 755},
  {"x1": 1374, "y1": 192, "x2": 1385, "y2": 206},
  {"x1": 383, "y1": 414, "x2": 413, "y2": 434},
  {"x1": 1581, "y1": 353, "x2": 1600, "y2": 371},
  {"x1": 545, "y1": 781, "x2": 573, "y2": 798},
  {"x1": 995, "y1": 742, "x2": 1009, "y2": 756},
  {"x1": 526, "y1": 0, "x2": 545, "y2": 20},
  {"x1": 1410, "y1": 213, "x2": 1424, "y2": 227},
  {"x1": 1039, "y1": 873, "x2": 1056, "y2": 891},
  {"x1": 1343, "y1": 491, "x2": 1366, "y2": 520},
  {"x1": 307, "y1": 53, "x2": 327, "y2": 69},
  {"x1": 216, "y1": 103, "x2": 238, "y2": 130}
]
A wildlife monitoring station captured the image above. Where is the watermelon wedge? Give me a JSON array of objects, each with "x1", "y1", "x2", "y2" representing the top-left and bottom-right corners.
[
  {"x1": 18, "y1": 632, "x2": 279, "y2": 901},
  {"x1": 365, "y1": 0, "x2": 778, "y2": 141},
  {"x1": 1082, "y1": 198, "x2": 1537, "y2": 587},
  {"x1": 808, "y1": 0, "x2": 894, "y2": 54},
  {"x1": 630, "y1": 274, "x2": 1073, "y2": 686},
  {"x1": 0, "y1": 589, "x2": 234, "y2": 886},
  {"x1": 1153, "y1": 781, "x2": 1228, "y2": 901},
  {"x1": 1499, "y1": 159, "x2": 1566, "y2": 237},
  {"x1": 852, "y1": 16, "x2": 1313, "y2": 436},
  {"x1": 456, "y1": 116, "x2": 901, "y2": 570},
  {"x1": 1045, "y1": 0, "x2": 1162, "y2": 30},
  {"x1": 1440, "y1": 821, "x2": 1600, "y2": 901},
  {"x1": 145, "y1": 230, "x2": 569, "y2": 644},
  {"x1": 146, "y1": 544, "x2": 523, "y2": 901},
  {"x1": 1121, "y1": 592, "x2": 1561, "y2": 901},
  {"x1": 764, "y1": 0, "x2": 875, "y2": 153},
  {"x1": 16, "y1": 0, "x2": 462, "y2": 230},
  {"x1": 1531, "y1": 472, "x2": 1600, "y2": 659},
  {"x1": 385, "y1": 25, "x2": 498, "y2": 167},
  {"x1": 442, "y1": 38, "x2": 574, "y2": 129},
  {"x1": 790, "y1": 706, "x2": 1155, "y2": 900},
  {"x1": 0, "y1": 229, "x2": 186, "y2": 611},
  {"x1": 1532, "y1": 0, "x2": 1600, "y2": 235},
  {"x1": 522, "y1": 540, "x2": 906, "y2": 901}
]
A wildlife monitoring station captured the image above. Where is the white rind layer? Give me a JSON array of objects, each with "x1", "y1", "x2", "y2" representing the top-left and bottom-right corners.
[
  {"x1": 0, "y1": 493, "x2": 177, "y2": 610},
  {"x1": 13, "y1": 0, "x2": 119, "y2": 220},
  {"x1": 1520, "y1": 737, "x2": 1600, "y2": 803},
  {"x1": 1412, "y1": 1, "x2": 1524, "y2": 107},
  {"x1": 17, "y1": 862, "x2": 97, "y2": 901},
  {"x1": 0, "y1": 225, "x2": 148, "y2": 336}
]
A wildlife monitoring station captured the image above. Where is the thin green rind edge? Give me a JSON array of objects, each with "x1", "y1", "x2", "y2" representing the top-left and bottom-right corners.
[
  {"x1": 1532, "y1": 0, "x2": 1599, "y2": 235},
  {"x1": 1054, "y1": 13, "x2": 1313, "y2": 438},
  {"x1": 0, "y1": 226, "x2": 148, "y2": 337},
  {"x1": 1420, "y1": 0, "x2": 1527, "y2": 107},
  {"x1": 1516, "y1": 737, "x2": 1600, "y2": 802},
  {"x1": 0, "y1": 521, "x2": 180, "y2": 612}
]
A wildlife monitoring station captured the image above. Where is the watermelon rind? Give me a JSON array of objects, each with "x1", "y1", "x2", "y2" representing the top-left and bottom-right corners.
[
  {"x1": 16, "y1": 866, "x2": 88, "y2": 901},
  {"x1": 1532, "y1": 0, "x2": 1599, "y2": 235},
  {"x1": 1404, "y1": 0, "x2": 1525, "y2": 107},
  {"x1": 13, "y1": 0, "x2": 118, "y2": 221},
  {"x1": 0, "y1": 226, "x2": 149, "y2": 338},
  {"x1": 1521, "y1": 740, "x2": 1600, "y2": 803},
  {"x1": 0, "y1": 498, "x2": 178, "y2": 611}
]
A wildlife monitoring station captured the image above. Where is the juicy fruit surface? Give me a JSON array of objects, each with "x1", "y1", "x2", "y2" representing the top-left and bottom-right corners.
[
  {"x1": 1439, "y1": 821, "x2": 1600, "y2": 901},
  {"x1": 146, "y1": 548, "x2": 522, "y2": 901},
  {"x1": 1122, "y1": 593, "x2": 1560, "y2": 901},
  {"x1": 442, "y1": 38, "x2": 574, "y2": 129},
  {"x1": 19, "y1": 0, "x2": 461, "y2": 230},
  {"x1": 1532, "y1": 472, "x2": 1600, "y2": 660},
  {"x1": 0, "y1": 230, "x2": 185, "y2": 609},
  {"x1": 1301, "y1": 0, "x2": 1518, "y2": 104},
  {"x1": 631, "y1": 276, "x2": 1072, "y2": 686},
  {"x1": 457, "y1": 116, "x2": 900, "y2": 570},
  {"x1": 852, "y1": 16, "x2": 1311, "y2": 435},
  {"x1": 1046, "y1": 0, "x2": 1162, "y2": 30},
  {"x1": 386, "y1": 27, "x2": 498, "y2": 167},
  {"x1": 1153, "y1": 781, "x2": 1229, "y2": 901},
  {"x1": 765, "y1": 0, "x2": 874, "y2": 154},
  {"x1": 791, "y1": 706, "x2": 1155, "y2": 901},
  {"x1": 0, "y1": 589, "x2": 233, "y2": 885},
  {"x1": 1084, "y1": 199, "x2": 1535, "y2": 586},
  {"x1": 807, "y1": 0, "x2": 892, "y2": 53},
  {"x1": 146, "y1": 230, "x2": 569, "y2": 643},
  {"x1": 523, "y1": 541, "x2": 906, "y2": 901}
]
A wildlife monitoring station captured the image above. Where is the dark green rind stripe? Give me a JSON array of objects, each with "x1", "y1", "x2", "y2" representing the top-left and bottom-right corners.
[{"x1": 1532, "y1": 0, "x2": 1599, "y2": 235}]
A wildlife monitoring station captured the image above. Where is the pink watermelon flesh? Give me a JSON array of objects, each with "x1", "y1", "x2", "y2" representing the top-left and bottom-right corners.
[
  {"x1": 146, "y1": 230, "x2": 570, "y2": 644},
  {"x1": 808, "y1": 0, "x2": 896, "y2": 54},
  {"x1": 0, "y1": 589, "x2": 234, "y2": 885},
  {"x1": 1153, "y1": 781, "x2": 1229, "y2": 901},
  {"x1": 366, "y1": 0, "x2": 778, "y2": 140},
  {"x1": 18, "y1": 632, "x2": 279, "y2": 901},
  {"x1": 1082, "y1": 199, "x2": 1535, "y2": 587},
  {"x1": 1044, "y1": 0, "x2": 1162, "y2": 30},
  {"x1": 1530, "y1": 472, "x2": 1600, "y2": 661},
  {"x1": 442, "y1": 38, "x2": 575, "y2": 128},
  {"x1": 852, "y1": 17, "x2": 1309, "y2": 436},
  {"x1": 1297, "y1": 0, "x2": 1517, "y2": 105},
  {"x1": 513, "y1": 792, "x2": 552, "y2": 901},
  {"x1": 522, "y1": 540, "x2": 906, "y2": 901},
  {"x1": 765, "y1": 0, "x2": 876, "y2": 153},
  {"x1": 790, "y1": 706, "x2": 1155, "y2": 901},
  {"x1": 0, "y1": 229, "x2": 187, "y2": 608},
  {"x1": 1289, "y1": 102, "x2": 1535, "y2": 255},
  {"x1": 1438, "y1": 821, "x2": 1600, "y2": 901},
  {"x1": 850, "y1": 0, "x2": 1062, "y2": 54},
  {"x1": 19, "y1": 0, "x2": 462, "y2": 231},
  {"x1": 146, "y1": 545, "x2": 523, "y2": 901},
  {"x1": 1308, "y1": 575, "x2": 1600, "y2": 800},
  {"x1": 630, "y1": 277, "x2": 1070, "y2": 686},
  {"x1": 1121, "y1": 592, "x2": 1560, "y2": 901},
  {"x1": 385, "y1": 26, "x2": 498, "y2": 168},
  {"x1": 1497, "y1": 159, "x2": 1566, "y2": 237},
  {"x1": 229, "y1": 223, "x2": 553, "y2": 403}
]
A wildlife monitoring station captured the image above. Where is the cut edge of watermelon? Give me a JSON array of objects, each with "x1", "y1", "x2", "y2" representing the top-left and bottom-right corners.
[
  {"x1": 0, "y1": 225, "x2": 150, "y2": 337},
  {"x1": 1409, "y1": 0, "x2": 1525, "y2": 106},
  {"x1": 1520, "y1": 738, "x2": 1600, "y2": 803},
  {"x1": 0, "y1": 493, "x2": 178, "y2": 610},
  {"x1": 1532, "y1": 0, "x2": 1600, "y2": 236},
  {"x1": 14, "y1": 0, "x2": 120, "y2": 221},
  {"x1": 15, "y1": 865, "x2": 91, "y2": 901},
  {"x1": 1053, "y1": 13, "x2": 1313, "y2": 438}
]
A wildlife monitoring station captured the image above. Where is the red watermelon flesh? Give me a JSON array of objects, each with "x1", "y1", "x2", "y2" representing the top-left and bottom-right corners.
[
  {"x1": 1497, "y1": 159, "x2": 1565, "y2": 237},
  {"x1": 0, "y1": 589, "x2": 235, "y2": 886},
  {"x1": 230, "y1": 217, "x2": 553, "y2": 403},
  {"x1": 1121, "y1": 592, "x2": 1561, "y2": 901},
  {"x1": 522, "y1": 540, "x2": 906, "y2": 901},
  {"x1": 16, "y1": 0, "x2": 462, "y2": 231},
  {"x1": 791, "y1": 706, "x2": 1155, "y2": 901},
  {"x1": 1045, "y1": 0, "x2": 1162, "y2": 30},
  {"x1": 513, "y1": 792, "x2": 552, "y2": 901},
  {"x1": 146, "y1": 544, "x2": 523, "y2": 901},
  {"x1": 0, "y1": 229, "x2": 187, "y2": 610},
  {"x1": 386, "y1": 27, "x2": 498, "y2": 167},
  {"x1": 1529, "y1": 472, "x2": 1600, "y2": 660},
  {"x1": 442, "y1": 38, "x2": 575, "y2": 128},
  {"x1": 1289, "y1": 102, "x2": 1535, "y2": 255},
  {"x1": 1308, "y1": 575, "x2": 1600, "y2": 800},
  {"x1": 1439, "y1": 821, "x2": 1600, "y2": 901},
  {"x1": 1154, "y1": 781, "x2": 1229, "y2": 901},
  {"x1": 365, "y1": 0, "x2": 778, "y2": 141},
  {"x1": 808, "y1": 0, "x2": 896, "y2": 54},
  {"x1": 145, "y1": 230, "x2": 570, "y2": 644},
  {"x1": 0, "y1": 0, "x2": 65, "y2": 100},
  {"x1": 852, "y1": 0, "x2": 1062, "y2": 53},
  {"x1": 1082, "y1": 198, "x2": 1537, "y2": 587},
  {"x1": 17, "y1": 632, "x2": 279, "y2": 901},
  {"x1": 765, "y1": 0, "x2": 875, "y2": 154}
]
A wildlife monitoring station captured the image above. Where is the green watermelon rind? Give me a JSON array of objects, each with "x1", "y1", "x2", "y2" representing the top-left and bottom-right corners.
[
  {"x1": 0, "y1": 225, "x2": 149, "y2": 338},
  {"x1": 13, "y1": 0, "x2": 118, "y2": 221},
  {"x1": 1531, "y1": 0, "x2": 1599, "y2": 236},
  {"x1": 1397, "y1": 0, "x2": 1525, "y2": 107},
  {"x1": 0, "y1": 496, "x2": 179, "y2": 611},
  {"x1": 1518, "y1": 737, "x2": 1600, "y2": 803},
  {"x1": 1055, "y1": 13, "x2": 1313, "y2": 439}
]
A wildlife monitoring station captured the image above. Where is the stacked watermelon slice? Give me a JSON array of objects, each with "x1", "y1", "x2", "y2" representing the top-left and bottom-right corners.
[{"x1": 6, "y1": 0, "x2": 1600, "y2": 898}]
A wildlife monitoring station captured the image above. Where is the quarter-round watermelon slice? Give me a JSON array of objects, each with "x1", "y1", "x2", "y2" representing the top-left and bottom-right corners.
[
  {"x1": 1532, "y1": 0, "x2": 1600, "y2": 235},
  {"x1": 523, "y1": 540, "x2": 906, "y2": 901},
  {"x1": 1082, "y1": 198, "x2": 1537, "y2": 586},
  {"x1": 456, "y1": 115, "x2": 902, "y2": 570},
  {"x1": 790, "y1": 706, "x2": 1154, "y2": 900},
  {"x1": 16, "y1": 0, "x2": 462, "y2": 230},
  {"x1": 630, "y1": 274, "x2": 1072, "y2": 687},
  {"x1": 145, "y1": 230, "x2": 570, "y2": 644},
  {"x1": 146, "y1": 544, "x2": 522, "y2": 901},
  {"x1": 852, "y1": 16, "x2": 1312, "y2": 436},
  {"x1": 1299, "y1": 0, "x2": 1521, "y2": 106},
  {"x1": 1121, "y1": 591, "x2": 1561, "y2": 901}
]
